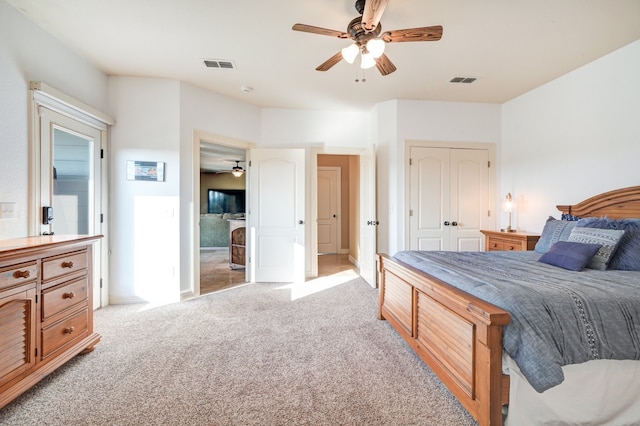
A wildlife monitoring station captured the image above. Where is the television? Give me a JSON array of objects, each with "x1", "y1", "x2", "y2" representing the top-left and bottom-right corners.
[{"x1": 207, "y1": 189, "x2": 245, "y2": 214}]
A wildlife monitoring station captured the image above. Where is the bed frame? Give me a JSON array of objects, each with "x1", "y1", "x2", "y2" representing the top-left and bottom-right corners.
[{"x1": 377, "y1": 185, "x2": 640, "y2": 426}]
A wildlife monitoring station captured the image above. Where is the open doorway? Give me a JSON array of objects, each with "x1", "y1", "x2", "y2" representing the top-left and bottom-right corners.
[
  {"x1": 198, "y1": 139, "x2": 249, "y2": 296},
  {"x1": 316, "y1": 154, "x2": 359, "y2": 275}
]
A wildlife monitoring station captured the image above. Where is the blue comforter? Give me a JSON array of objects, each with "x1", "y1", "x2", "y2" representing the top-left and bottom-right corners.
[{"x1": 392, "y1": 250, "x2": 640, "y2": 392}]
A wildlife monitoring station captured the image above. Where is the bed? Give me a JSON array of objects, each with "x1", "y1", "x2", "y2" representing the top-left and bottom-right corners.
[{"x1": 377, "y1": 186, "x2": 640, "y2": 425}]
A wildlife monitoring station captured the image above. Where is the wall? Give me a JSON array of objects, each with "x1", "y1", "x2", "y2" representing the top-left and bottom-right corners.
[
  {"x1": 0, "y1": 0, "x2": 108, "y2": 239},
  {"x1": 502, "y1": 39, "x2": 640, "y2": 233},
  {"x1": 107, "y1": 77, "x2": 181, "y2": 304}
]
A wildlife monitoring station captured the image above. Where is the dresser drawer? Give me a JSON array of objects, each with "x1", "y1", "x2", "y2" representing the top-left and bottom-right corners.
[
  {"x1": 486, "y1": 240, "x2": 503, "y2": 251},
  {"x1": 42, "y1": 277, "x2": 88, "y2": 321},
  {"x1": 41, "y1": 308, "x2": 88, "y2": 359},
  {"x1": 42, "y1": 250, "x2": 87, "y2": 282},
  {"x1": 0, "y1": 262, "x2": 38, "y2": 290},
  {"x1": 497, "y1": 239, "x2": 523, "y2": 251}
]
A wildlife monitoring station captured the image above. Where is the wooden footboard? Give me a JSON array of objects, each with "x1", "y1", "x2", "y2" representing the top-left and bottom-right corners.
[{"x1": 377, "y1": 254, "x2": 510, "y2": 426}]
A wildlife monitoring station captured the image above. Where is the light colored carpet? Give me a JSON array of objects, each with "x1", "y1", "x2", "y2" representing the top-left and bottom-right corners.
[{"x1": 0, "y1": 277, "x2": 477, "y2": 426}]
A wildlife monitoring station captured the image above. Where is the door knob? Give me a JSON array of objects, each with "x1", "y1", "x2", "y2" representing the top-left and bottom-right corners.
[
  {"x1": 298, "y1": 220, "x2": 304, "y2": 225},
  {"x1": 444, "y1": 221, "x2": 450, "y2": 226},
  {"x1": 452, "y1": 221, "x2": 458, "y2": 226}
]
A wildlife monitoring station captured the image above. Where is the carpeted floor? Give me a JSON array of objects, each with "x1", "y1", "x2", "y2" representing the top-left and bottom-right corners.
[{"x1": 0, "y1": 275, "x2": 477, "y2": 426}]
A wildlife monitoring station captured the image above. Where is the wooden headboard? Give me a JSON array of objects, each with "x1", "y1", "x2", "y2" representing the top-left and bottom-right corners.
[{"x1": 556, "y1": 186, "x2": 640, "y2": 219}]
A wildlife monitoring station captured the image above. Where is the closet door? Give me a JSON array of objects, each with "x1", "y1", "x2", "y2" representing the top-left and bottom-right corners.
[{"x1": 409, "y1": 147, "x2": 489, "y2": 251}]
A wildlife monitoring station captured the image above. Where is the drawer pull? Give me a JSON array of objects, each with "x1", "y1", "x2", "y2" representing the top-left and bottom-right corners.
[
  {"x1": 13, "y1": 270, "x2": 31, "y2": 279},
  {"x1": 64, "y1": 326, "x2": 76, "y2": 334},
  {"x1": 63, "y1": 292, "x2": 76, "y2": 299},
  {"x1": 61, "y1": 261, "x2": 74, "y2": 269}
]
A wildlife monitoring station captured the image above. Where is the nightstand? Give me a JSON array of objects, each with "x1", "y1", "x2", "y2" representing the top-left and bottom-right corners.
[{"x1": 480, "y1": 230, "x2": 540, "y2": 252}]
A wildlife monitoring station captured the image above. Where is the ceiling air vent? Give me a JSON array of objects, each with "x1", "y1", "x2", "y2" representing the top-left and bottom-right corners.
[
  {"x1": 204, "y1": 59, "x2": 236, "y2": 69},
  {"x1": 450, "y1": 77, "x2": 477, "y2": 84}
]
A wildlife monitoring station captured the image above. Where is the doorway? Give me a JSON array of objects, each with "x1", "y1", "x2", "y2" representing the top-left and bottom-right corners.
[
  {"x1": 32, "y1": 100, "x2": 110, "y2": 309},
  {"x1": 196, "y1": 136, "x2": 250, "y2": 296}
]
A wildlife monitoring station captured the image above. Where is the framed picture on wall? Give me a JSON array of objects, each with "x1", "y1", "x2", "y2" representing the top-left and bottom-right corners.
[{"x1": 127, "y1": 160, "x2": 165, "y2": 182}]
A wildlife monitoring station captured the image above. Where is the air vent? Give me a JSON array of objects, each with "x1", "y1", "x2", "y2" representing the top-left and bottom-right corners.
[
  {"x1": 204, "y1": 59, "x2": 236, "y2": 69},
  {"x1": 450, "y1": 77, "x2": 477, "y2": 84}
]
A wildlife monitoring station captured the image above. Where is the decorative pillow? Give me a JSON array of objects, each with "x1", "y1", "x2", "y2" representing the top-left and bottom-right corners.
[
  {"x1": 538, "y1": 241, "x2": 602, "y2": 271},
  {"x1": 575, "y1": 217, "x2": 640, "y2": 271},
  {"x1": 534, "y1": 217, "x2": 579, "y2": 254},
  {"x1": 567, "y1": 227, "x2": 625, "y2": 270},
  {"x1": 561, "y1": 213, "x2": 581, "y2": 221}
]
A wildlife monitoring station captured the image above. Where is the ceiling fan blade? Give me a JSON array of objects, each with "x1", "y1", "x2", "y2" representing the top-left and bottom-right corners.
[
  {"x1": 292, "y1": 23, "x2": 349, "y2": 39},
  {"x1": 375, "y1": 53, "x2": 397, "y2": 76},
  {"x1": 382, "y1": 25, "x2": 443, "y2": 43},
  {"x1": 361, "y1": 0, "x2": 389, "y2": 32},
  {"x1": 316, "y1": 51, "x2": 344, "y2": 72}
]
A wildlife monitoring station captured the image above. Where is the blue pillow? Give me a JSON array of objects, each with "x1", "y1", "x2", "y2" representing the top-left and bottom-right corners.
[
  {"x1": 575, "y1": 217, "x2": 640, "y2": 271},
  {"x1": 534, "y1": 217, "x2": 579, "y2": 254},
  {"x1": 538, "y1": 241, "x2": 602, "y2": 271}
]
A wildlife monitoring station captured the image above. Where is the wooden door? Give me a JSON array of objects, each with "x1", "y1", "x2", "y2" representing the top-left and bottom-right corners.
[
  {"x1": 249, "y1": 149, "x2": 305, "y2": 282},
  {"x1": 409, "y1": 147, "x2": 489, "y2": 251},
  {"x1": 317, "y1": 167, "x2": 340, "y2": 254}
]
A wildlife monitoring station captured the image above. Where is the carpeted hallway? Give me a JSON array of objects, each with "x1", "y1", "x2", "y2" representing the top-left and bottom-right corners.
[{"x1": 0, "y1": 263, "x2": 477, "y2": 425}]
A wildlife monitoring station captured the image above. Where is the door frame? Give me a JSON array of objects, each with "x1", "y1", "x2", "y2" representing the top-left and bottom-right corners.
[
  {"x1": 29, "y1": 82, "x2": 114, "y2": 308},
  {"x1": 404, "y1": 140, "x2": 496, "y2": 250},
  {"x1": 191, "y1": 130, "x2": 253, "y2": 298}
]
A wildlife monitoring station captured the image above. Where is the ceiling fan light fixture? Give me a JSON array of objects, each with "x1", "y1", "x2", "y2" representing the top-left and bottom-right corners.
[
  {"x1": 231, "y1": 160, "x2": 244, "y2": 177},
  {"x1": 360, "y1": 52, "x2": 376, "y2": 69},
  {"x1": 341, "y1": 44, "x2": 359, "y2": 64},
  {"x1": 366, "y1": 38, "x2": 385, "y2": 58}
]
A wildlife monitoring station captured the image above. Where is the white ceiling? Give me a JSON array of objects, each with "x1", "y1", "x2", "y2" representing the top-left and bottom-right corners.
[{"x1": 8, "y1": 0, "x2": 640, "y2": 113}]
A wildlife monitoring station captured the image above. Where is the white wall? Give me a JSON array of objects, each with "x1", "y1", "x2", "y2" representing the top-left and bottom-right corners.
[
  {"x1": 502, "y1": 39, "x2": 640, "y2": 233},
  {"x1": 0, "y1": 0, "x2": 108, "y2": 239},
  {"x1": 107, "y1": 77, "x2": 181, "y2": 304}
]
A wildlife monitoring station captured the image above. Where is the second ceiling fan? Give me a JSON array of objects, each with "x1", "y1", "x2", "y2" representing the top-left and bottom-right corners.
[{"x1": 292, "y1": 0, "x2": 443, "y2": 76}]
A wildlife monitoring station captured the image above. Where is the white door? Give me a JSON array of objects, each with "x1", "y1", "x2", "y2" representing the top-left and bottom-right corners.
[
  {"x1": 249, "y1": 149, "x2": 305, "y2": 282},
  {"x1": 449, "y1": 149, "x2": 490, "y2": 251},
  {"x1": 409, "y1": 147, "x2": 489, "y2": 251},
  {"x1": 317, "y1": 167, "x2": 340, "y2": 254},
  {"x1": 409, "y1": 147, "x2": 449, "y2": 250},
  {"x1": 39, "y1": 107, "x2": 104, "y2": 308},
  {"x1": 359, "y1": 146, "x2": 377, "y2": 288}
]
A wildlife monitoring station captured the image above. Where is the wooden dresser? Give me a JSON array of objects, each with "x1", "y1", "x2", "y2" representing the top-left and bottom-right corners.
[
  {"x1": 228, "y1": 219, "x2": 246, "y2": 269},
  {"x1": 481, "y1": 230, "x2": 540, "y2": 251},
  {"x1": 0, "y1": 235, "x2": 102, "y2": 409}
]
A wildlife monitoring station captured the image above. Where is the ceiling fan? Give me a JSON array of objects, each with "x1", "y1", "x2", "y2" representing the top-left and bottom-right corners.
[
  {"x1": 216, "y1": 160, "x2": 245, "y2": 177},
  {"x1": 292, "y1": 0, "x2": 443, "y2": 76}
]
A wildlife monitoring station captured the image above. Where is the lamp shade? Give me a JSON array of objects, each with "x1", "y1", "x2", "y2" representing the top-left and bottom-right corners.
[
  {"x1": 360, "y1": 52, "x2": 376, "y2": 69},
  {"x1": 341, "y1": 44, "x2": 359, "y2": 64},
  {"x1": 366, "y1": 39, "x2": 385, "y2": 58}
]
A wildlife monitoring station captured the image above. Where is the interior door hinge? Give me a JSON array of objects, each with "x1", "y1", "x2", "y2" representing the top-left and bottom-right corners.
[
  {"x1": 409, "y1": 209, "x2": 413, "y2": 217},
  {"x1": 100, "y1": 278, "x2": 103, "y2": 289},
  {"x1": 35, "y1": 294, "x2": 38, "y2": 304},
  {"x1": 488, "y1": 210, "x2": 491, "y2": 217},
  {"x1": 100, "y1": 213, "x2": 104, "y2": 223},
  {"x1": 409, "y1": 158, "x2": 412, "y2": 166},
  {"x1": 101, "y1": 149, "x2": 104, "y2": 159},
  {"x1": 35, "y1": 347, "x2": 38, "y2": 357},
  {"x1": 488, "y1": 160, "x2": 491, "y2": 168}
]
